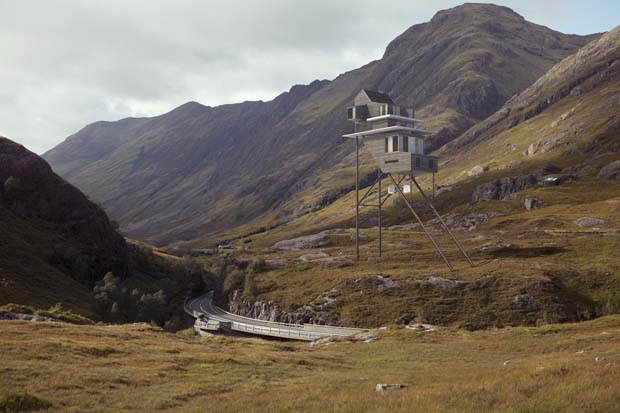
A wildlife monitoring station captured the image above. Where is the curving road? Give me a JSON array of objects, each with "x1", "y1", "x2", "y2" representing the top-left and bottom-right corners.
[{"x1": 185, "y1": 291, "x2": 364, "y2": 341}]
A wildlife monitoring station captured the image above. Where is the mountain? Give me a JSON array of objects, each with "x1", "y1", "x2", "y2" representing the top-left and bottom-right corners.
[
  {"x1": 43, "y1": 3, "x2": 597, "y2": 246},
  {"x1": 436, "y1": 25, "x2": 620, "y2": 183},
  {"x1": 0, "y1": 136, "x2": 129, "y2": 314}
]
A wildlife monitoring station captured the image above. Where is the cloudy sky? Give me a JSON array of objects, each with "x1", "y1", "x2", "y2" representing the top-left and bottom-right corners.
[{"x1": 1, "y1": 0, "x2": 618, "y2": 154}]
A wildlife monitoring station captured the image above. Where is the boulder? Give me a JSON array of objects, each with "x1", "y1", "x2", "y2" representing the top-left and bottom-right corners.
[
  {"x1": 523, "y1": 197, "x2": 544, "y2": 210},
  {"x1": 0, "y1": 312, "x2": 57, "y2": 322},
  {"x1": 472, "y1": 174, "x2": 538, "y2": 201},
  {"x1": 298, "y1": 252, "x2": 330, "y2": 262},
  {"x1": 512, "y1": 294, "x2": 539, "y2": 310},
  {"x1": 274, "y1": 233, "x2": 330, "y2": 251},
  {"x1": 471, "y1": 165, "x2": 562, "y2": 202},
  {"x1": 415, "y1": 276, "x2": 470, "y2": 289},
  {"x1": 598, "y1": 160, "x2": 620, "y2": 180},
  {"x1": 573, "y1": 217, "x2": 607, "y2": 227},
  {"x1": 468, "y1": 165, "x2": 486, "y2": 176},
  {"x1": 264, "y1": 259, "x2": 288, "y2": 268},
  {"x1": 406, "y1": 323, "x2": 435, "y2": 332},
  {"x1": 376, "y1": 384, "x2": 407, "y2": 392}
]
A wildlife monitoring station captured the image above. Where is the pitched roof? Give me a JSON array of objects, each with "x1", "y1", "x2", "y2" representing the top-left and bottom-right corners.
[{"x1": 362, "y1": 89, "x2": 395, "y2": 104}]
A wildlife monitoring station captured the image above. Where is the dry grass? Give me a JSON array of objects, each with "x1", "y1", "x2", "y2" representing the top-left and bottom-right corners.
[{"x1": 1, "y1": 317, "x2": 620, "y2": 412}]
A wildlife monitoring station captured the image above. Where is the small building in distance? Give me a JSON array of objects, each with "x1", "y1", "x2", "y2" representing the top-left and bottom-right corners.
[{"x1": 344, "y1": 89, "x2": 437, "y2": 175}]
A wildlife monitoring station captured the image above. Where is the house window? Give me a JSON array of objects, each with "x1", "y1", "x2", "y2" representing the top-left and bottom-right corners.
[
  {"x1": 347, "y1": 107, "x2": 354, "y2": 119},
  {"x1": 391, "y1": 136, "x2": 398, "y2": 152},
  {"x1": 384, "y1": 137, "x2": 389, "y2": 153},
  {"x1": 415, "y1": 157, "x2": 421, "y2": 168},
  {"x1": 429, "y1": 159, "x2": 434, "y2": 169},
  {"x1": 402, "y1": 135, "x2": 408, "y2": 152}
]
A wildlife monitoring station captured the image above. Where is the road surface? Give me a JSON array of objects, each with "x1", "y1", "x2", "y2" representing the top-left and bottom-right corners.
[{"x1": 185, "y1": 291, "x2": 364, "y2": 341}]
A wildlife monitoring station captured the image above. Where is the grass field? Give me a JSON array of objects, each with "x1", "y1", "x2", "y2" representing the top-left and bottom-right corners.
[{"x1": 1, "y1": 316, "x2": 620, "y2": 412}]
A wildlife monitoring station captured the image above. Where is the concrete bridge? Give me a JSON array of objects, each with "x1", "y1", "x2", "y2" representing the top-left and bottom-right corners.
[{"x1": 185, "y1": 291, "x2": 364, "y2": 341}]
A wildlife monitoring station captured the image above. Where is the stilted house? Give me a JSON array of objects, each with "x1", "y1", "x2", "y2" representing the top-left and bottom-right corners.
[
  {"x1": 342, "y1": 89, "x2": 473, "y2": 271},
  {"x1": 344, "y1": 89, "x2": 437, "y2": 175}
]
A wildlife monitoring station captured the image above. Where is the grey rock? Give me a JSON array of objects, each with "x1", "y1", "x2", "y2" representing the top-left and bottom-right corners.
[
  {"x1": 376, "y1": 384, "x2": 407, "y2": 392},
  {"x1": 474, "y1": 241, "x2": 512, "y2": 251},
  {"x1": 523, "y1": 197, "x2": 544, "y2": 210},
  {"x1": 274, "y1": 232, "x2": 330, "y2": 251},
  {"x1": 472, "y1": 165, "x2": 561, "y2": 202},
  {"x1": 598, "y1": 160, "x2": 620, "y2": 180},
  {"x1": 573, "y1": 217, "x2": 607, "y2": 227},
  {"x1": 406, "y1": 323, "x2": 435, "y2": 332},
  {"x1": 468, "y1": 165, "x2": 486, "y2": 176},
  {"x1": 415, "y1": 276, "x2": 470, "y2": 289},
  {"x1": 274, "y1": 229, "x2": 360, "y2": 251},
  {"x1": 386, "y1": 223, "x2": 420, "y2": 231},
  {"x1": 264, "y1": 259, "x2": 288, "y2": 268},
  {"x1": 434, "y1": 184, "x2": 458, "y2": 196},
  {"x1": 512, "y1": 294, "x2": 539, "y2": 310},
  {"x1": 0, "y1": 312, "x2": 57, "y2": 322},
  {"x1": 472, "y1": 174, "x2": 538, "y2": 201},
  {"x1": 298, "y1": 252, "x2": 330, "y2": 262},
  {"x1": 354, "y1": 275, "x2": 406, "y2": 291}
]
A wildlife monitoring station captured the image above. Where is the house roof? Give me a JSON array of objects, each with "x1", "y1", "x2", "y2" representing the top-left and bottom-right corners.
[{"x1": 362, "y1": 89, "x2": 395, "y2": 105}]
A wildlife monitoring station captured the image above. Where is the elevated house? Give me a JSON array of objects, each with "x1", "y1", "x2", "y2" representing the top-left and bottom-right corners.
[
  {"x1": 344, "y1": 89, "x2": 437, "y2": 175},
  {"x1": 342, "y1": 89, "x2": 472, "y2": 271}
]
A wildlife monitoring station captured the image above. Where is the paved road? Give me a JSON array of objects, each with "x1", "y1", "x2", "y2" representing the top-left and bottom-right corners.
[{"x1": 185, "y1": 291, "x2": 364, "y2": 341}]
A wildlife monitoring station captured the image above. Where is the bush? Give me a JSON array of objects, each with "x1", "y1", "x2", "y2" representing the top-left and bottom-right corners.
[
  {"x1": 0, "y1": 393, "x2": 52, "y2": 412},
  {"x1": 242, "y1": 273, "x2": 256, "y2": 298},
  {"x1": 2, "y1": 176, "x2": 21, "y2": 200},
  {"x1": 37, "y1": 303, "x2": 94, "y2": 325},
  {"x1": 222, "y1": 269, "x2": 245, "y2": 298},
  {"x1": 248, "y1": 259, "x2": 267, "y2": 274}
]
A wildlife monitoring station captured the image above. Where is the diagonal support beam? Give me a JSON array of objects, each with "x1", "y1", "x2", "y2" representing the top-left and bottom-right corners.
[
  {"x1": 358, "y1": 172, "x2": 383, "y2": 205},
  {"x1": 410, "y1": 176, "x2": 474, "y2": 267},
  {"x1": 387, "y1": 173, "x2": 454, "y2": 271}
]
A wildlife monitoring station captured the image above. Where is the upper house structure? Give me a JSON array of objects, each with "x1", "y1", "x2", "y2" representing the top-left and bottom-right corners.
[{"x1": 343, "y1": 89, "x2": 437, "y2": 175}]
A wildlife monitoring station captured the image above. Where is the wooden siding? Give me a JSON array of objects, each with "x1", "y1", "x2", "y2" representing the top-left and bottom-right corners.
[{"x1": 364, "y1": 137, "x2": 437, "y2": 174}]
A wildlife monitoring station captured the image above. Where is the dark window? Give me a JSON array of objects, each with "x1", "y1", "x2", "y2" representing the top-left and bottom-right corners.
[
  {"x1": 347, "y1": 107, "x2": 353, "y2": 119},
  {"x1": 428, "y1": 159, "x2": 434, "y2": 169},
  {"x1": 392, "y1": 136, "x2": 398, "y2": 152},
  {"x1": 402, "y1": 136, "x2": 408, "y2": 152},
  {"x1": 384, "y1": 137, "x2": 388, "y2": 153},
  {"x1": 415, "y1": 157, "x2": 421, "y2": 168}
]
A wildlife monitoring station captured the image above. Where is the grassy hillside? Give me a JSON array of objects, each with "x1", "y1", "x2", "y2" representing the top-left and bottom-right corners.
[
  {"x1": 0, "y1": 137, "x2": 208, "y2": 325},
  {"x1": 2, "y1": 316, "x2": 620, "y2": 412},
  {"x1": 0, "y1": 204, "x2": 97, "y2": 317}
]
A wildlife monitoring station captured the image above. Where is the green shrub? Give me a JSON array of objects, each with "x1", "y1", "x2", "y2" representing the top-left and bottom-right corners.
[
  {"x1": 242, "y1": 273, "x2": 256, "y2": 298},
  {"x1": 176, "y1": 327, "x2": 198, "y2": 338},
  {"x1": 0, "y1": 393, "x2": 52, "y2": 412},
  {"x1": 248, "y1": 259, "x2": 267, "y2": 274},
  {"x1": 3, "y1": 176, "x2": 21, "y2": 200},
  {"x1": 222, "y1": 268, "x2": 245, "y2": 297},
  {"x1": 37, "y1": 303, "x2": 94, "y2": 325}
]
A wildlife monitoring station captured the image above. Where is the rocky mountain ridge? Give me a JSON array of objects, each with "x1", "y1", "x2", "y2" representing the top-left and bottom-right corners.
[{"x1": 43, "y1": 3, "x2": 597, "y2": 247}]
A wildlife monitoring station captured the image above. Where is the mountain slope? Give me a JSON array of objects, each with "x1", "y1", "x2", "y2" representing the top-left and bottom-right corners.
[
  {"x1": 0, "y1": 136, "x2": 130, "y2": 314},
  {"x1": 43, "y1": 3, "x2": 596, "y2": 246},
  {"x1": 436, "y1": 25, "x2": 620, "y2": 184}
]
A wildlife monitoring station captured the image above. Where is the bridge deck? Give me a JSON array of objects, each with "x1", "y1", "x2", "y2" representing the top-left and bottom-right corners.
[{"x1": 185, "y1": 292, "x2": 364, "y2": 341}]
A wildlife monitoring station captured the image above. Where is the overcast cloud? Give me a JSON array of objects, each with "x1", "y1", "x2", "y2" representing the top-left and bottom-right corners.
[{"x1": 1, "y1": 0, "x2": 618, "y2": 154}]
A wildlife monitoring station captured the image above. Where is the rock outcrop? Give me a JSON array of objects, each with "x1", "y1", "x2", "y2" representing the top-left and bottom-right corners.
[
  {"x1": 598, "y1": 160, "x2": 620, "y2": 180},
  {"x1": 471, "y1": 165, "x2": 562, "y2": 202},
  {"x1": 227, "y1": 289, "x2": 335, "y2": 325}
]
